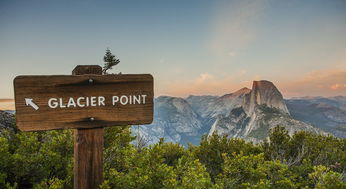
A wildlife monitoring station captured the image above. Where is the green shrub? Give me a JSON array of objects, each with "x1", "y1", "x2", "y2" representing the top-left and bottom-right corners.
[{"x1": 0, "y1": 125, "x2": 345, "y2": 188}]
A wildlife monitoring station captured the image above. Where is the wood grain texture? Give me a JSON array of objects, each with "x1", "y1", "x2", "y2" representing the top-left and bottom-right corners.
[
  {"x1": 73, "y1": 65, "x2": 103, "y2": 189},
  {"x1": 74, "y1": 127, "x2": 104, "y2": 189},
  {"x1": 14, "y1": 73, "x2": 154, "y2": 131},
  {"x1": 72, "y1": 65, "x2": 102, "y2": 75}
]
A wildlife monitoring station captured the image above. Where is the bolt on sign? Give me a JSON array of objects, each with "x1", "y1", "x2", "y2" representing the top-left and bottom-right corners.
[{"x1": 14, "y1": 73, "x2": 154, "y2": 131}]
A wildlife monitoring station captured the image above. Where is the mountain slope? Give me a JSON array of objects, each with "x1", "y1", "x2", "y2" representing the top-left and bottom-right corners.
[
  {"x1": 138, "y1": 80, "x2": 334, "y2": 146},
  {"x1": 186, "y1": 87, "x2": 250, "y2": 119},
  {"x1": 286, "y1": 97, "x2": 346, "y2": 138},
  {"x1": 209, "y1": 81, "x2": 324, "y2": 141},
  {"x1": 243, "y1": 80, "x2": 289, "y2": 115},
  {"x1": 137, "y1": 96, "x2": 205, "y2": 145}
]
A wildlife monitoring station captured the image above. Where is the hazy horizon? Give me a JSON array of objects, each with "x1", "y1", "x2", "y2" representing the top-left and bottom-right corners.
[
  {"x1": 1, "y1": 85, "x2": 345, "y2": 111},
  {"x1": 1, "y1": 0, "x2": 345, "y2": 99}
]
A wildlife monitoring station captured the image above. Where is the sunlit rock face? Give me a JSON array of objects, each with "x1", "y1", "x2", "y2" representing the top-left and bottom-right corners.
[
  {"x1": 209, "y1": 81, "x2": 323, "y2": 142},
  {"x1": 135, "y1": 80, "x2": 342, "y2": 146},
  {"x1": 243, "y1": 80, "x2": 289, "y2": 115}
]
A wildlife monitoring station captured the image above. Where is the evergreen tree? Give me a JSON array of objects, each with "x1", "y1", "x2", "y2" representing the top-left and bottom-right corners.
[
  {"x1": 1, "y1": 122, "x2": 345, "y2": 188},
  {"x1": 102, "y1": 48, "x2": 120, "y2": 74}
]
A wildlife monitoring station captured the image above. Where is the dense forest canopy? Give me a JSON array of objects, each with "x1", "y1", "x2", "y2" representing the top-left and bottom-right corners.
[{"x1": 0, "y1": 124, "x2": 345, "y2": 188}]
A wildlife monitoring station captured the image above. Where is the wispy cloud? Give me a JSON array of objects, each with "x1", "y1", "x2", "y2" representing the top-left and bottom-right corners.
[
  {"x1": 162, "y1": 73, "x2": 251, "y2": 97},
  {"x1": 330, "y1": 84, "x2": 346, "y2": 90},
  {"x1": 195, "y1": 73, "x2": 214, "y2": 83},
  {"x1": 228, "y1": 51, "x2": 236, "y2": 57},
  {"x1": 159, "y1": 67, "x2": 346, "y2": 98},
  {"x1": 237, "y1": 69, "x2": 247, "y2": 76},
  {"x1": 210, "y1": 0, "x2": 268, "y2": 56},
  {"x1": 280, "y1": 68, "x2": 346, "y2": 97},
  {"x1": 159, "y1": 58, "x2": 166, "y2": 64}
]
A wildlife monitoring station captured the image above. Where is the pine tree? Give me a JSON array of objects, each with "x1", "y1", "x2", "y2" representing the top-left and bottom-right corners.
[{"x1": 102, "y1": 48, "x2": 120, "y2": 74}]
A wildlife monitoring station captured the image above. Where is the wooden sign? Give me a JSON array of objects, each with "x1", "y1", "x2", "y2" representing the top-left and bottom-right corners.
[{"x1": 14, "y1": 74, "x2": 154, "y2": 131}]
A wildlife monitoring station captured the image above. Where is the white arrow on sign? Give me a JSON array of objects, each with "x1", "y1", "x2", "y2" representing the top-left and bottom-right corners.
[{"x1": 25, "y1": 98, "x2": 39, "y2": 110}]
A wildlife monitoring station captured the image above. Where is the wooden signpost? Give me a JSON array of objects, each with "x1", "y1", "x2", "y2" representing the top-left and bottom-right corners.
[{"x1": 13, "y1": 65, "x2": 154, "y2": 188}]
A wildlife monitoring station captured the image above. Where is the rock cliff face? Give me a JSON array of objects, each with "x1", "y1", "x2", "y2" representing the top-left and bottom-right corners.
[
  {"x1": 186, "y1": 87, "x2": 250, "y2": 119},
  {"x1": 208, "y1": 107, "x2": 250, "y2": 138},
  {"x1": 243, "y1": 80, "x2": 289, "y2": 115},
  {"x1": 208, "y1": 81, "x2": 323, "y2": 141},
  {"x1": 136, "y1": 96, "x2": 205, "y2": 145},
  {"x1": 138, "y1": 81, "x2": 333, "y2": 146}
]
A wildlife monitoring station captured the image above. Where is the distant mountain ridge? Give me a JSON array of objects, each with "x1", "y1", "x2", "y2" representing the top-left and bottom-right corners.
[
  {"x1": 207, "y1": 80, "x2": 322, "y2": 142},
  {"x1": 1, "y1": 83, "x2": 345, "y2": 145},
  {"x1": 286, "y1": 96, "x2": 346, "y2": 138},
  {"x1": 138, "y1": 80, "x2": 339, "y2": 146}
]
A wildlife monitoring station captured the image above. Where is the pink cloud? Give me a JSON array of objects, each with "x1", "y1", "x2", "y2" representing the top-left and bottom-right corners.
[
  {"x1": 279, "y1": 69, "x2": 346, "y2": 97},
  {"x1": 162, "y1": 73, "x2": 249, "y2": 97},
  {"x1": 329, "y1": 84, "x2": 346, "y2": 90},
  {"x1": 158, "y1": 64, "x2": 346, "y2": 98}
]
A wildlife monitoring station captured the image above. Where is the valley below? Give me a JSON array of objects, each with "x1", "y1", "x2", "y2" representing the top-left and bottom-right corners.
[{"x1": 135, "y1": 80, "x2": 346, "y2": 146}]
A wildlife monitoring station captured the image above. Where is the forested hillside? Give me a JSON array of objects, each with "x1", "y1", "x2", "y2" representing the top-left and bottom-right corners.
[{"x1": 0, "y1": 119, "x2": 345, "y2": 188}]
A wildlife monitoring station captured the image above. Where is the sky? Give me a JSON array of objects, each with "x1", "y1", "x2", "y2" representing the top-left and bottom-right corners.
[{"x1": 0, "y1": 0, "x2": 346, "y2": 99}]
